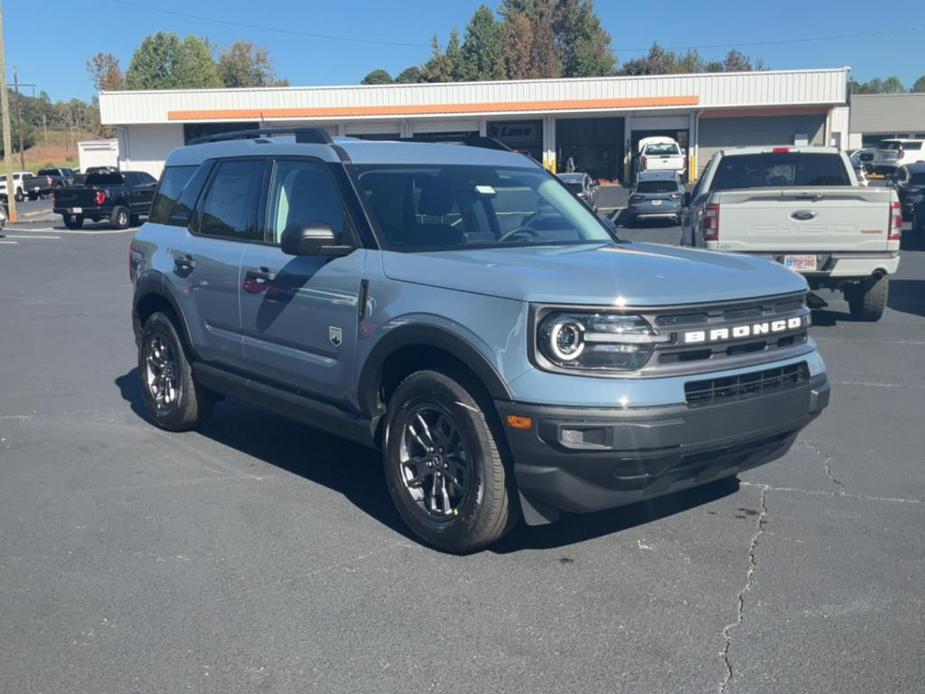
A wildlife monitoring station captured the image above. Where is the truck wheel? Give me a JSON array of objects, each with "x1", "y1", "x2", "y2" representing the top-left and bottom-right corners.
[
  {"x1": 130, "y1": 214, "x2": 141, "y2": 227},
  {"x1": 63, "y1": 214, "x2": 84, "y2": 230},
  {"x1": 111, "y1": 205, "x2": 130, "y2": 230},
  {"x1": 138, "y1": 311, "x2": 213, "y2": 431},
  {"x1": 384, "y1": 370, "x2": 519, "y2": 553},
  {"x1": 14, "y1": 189, "x2": 24, "y2": 202},
  {"x1": 848, "y1": 274, "x2": 888, "y2": 321}
]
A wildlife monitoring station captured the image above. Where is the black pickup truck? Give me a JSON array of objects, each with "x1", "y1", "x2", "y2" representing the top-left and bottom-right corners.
[{"x1": 54, "y1": 171, "x2": 158, "y2": 229}]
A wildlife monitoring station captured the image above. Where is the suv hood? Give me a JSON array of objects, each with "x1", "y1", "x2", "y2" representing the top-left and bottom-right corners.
[{"x1": 381, "y1": 243, "x2": 807, "y2": 306}]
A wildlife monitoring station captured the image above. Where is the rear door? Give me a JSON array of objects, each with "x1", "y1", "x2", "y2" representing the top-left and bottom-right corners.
[
  {"x1": 239, "y1": 157, "x2": 366, "y2": 407},
  {"x1": 133, "y1": 172, "x2": 158, "y2": 214}
]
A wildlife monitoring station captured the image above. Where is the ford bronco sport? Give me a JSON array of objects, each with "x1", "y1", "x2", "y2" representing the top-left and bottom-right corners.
[{"x1": 130, "y1": 128, "x2": 830, "y2": 552}]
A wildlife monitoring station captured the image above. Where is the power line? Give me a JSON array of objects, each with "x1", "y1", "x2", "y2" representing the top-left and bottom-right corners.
[
  {"x1": 111, "y1": 0, "x2": 429, "y2": 49},
  {"x1": 616, "y1": 26, "x2": 925, "y2": 54}
]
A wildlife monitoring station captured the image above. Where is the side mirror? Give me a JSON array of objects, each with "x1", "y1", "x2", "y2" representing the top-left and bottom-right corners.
[{"x1": 280, "y1": 223, "x2": 353, "y2": 257}]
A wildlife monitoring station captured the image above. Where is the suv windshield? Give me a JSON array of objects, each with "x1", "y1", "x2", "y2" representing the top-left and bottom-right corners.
[
  {"x1": 644, "y1": 143, "x2": 679, "y2": 155},
  {"x1": 711, "y1": 153, "x2": 851, "y2": 189},
  {"x1": 351, "y1": 165, "x2": 614, "y2": 251}
]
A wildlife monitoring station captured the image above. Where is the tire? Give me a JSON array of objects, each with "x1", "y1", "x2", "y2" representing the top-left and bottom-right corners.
[
  {"x1": 138, "y1": 311, "x2": 213, "y2": 431},
  {"x1": 383, "y1": 370, "x2": 519, "y2": 553},
  {"x1": 14, "y1": 189, "x2": 24, "y2": 202},
  {"x1": 130, "y1": 214, "x2": 141, "y2": 227},
  {"x1": 848, "y1": 274, "x2": 888, "y2": 321},
  {"x1": 63, "y1": 214, "x2": 84, "y2": 230},
  {"x1": 28, "y1": 193, "x2": 37, "y2": 201},
  {"x1": 111, "y1": 205, "x2": 130, "y2": 229}
]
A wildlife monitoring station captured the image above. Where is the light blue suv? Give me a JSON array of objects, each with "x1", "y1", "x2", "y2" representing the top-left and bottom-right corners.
[{"x1": 130, "y1": 128, "x2": 829, "y2": 552}]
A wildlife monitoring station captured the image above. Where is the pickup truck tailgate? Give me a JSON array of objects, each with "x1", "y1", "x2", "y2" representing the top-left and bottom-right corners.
[
  {"x1": 713, "y1": 187, "x2": 893, "y2": 253},
  {"x1": 54, "y1": 186, "x2": 101, "y2": 209}
]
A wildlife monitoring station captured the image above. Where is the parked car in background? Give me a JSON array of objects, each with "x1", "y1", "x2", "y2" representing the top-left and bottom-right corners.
[
  {"x1": 53, "y1": 170, "x2": 157, "y2": 229},
  {"x1": 34, "y1": 167, "x2": 77, "y2": 196},
  {"x1": 635, "y1": 137, "x2": 686, "y2": 182},
  {"x1": 872, "y1": 139, "x2": 925, "y2": 176},
  {"x1": 627, "y1": 171, "x2": 684, "y2": 225},
  {"x1": 0, "y1": 171, "x2": 41, "y2": 201},
  {"x1": 891, "y1": 163, "x2": 925, "y2": 219},
  {"x1": 913, "y1": 190, "x2": 925, "y2": 232},
  {"x1": 683, "y1": 146, "x2": 901, "y2": 321},
  {"x1": 851, "y1": 159, "x2": 869, "y2": 186},
  {"x1": 129, "y1": 128, "x2": 829, "y2": 552},
  {"x1": 556, "y1": 172, "x2": 599, "y2": 211},
  {"x1": 849, "y1": 148, "x2": 875, "y2": 173}
]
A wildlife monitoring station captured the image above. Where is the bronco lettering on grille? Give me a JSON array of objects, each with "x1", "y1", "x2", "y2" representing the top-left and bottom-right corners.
[{"x1": 682, "y1": 316, "x2": 806, "y2": 345}]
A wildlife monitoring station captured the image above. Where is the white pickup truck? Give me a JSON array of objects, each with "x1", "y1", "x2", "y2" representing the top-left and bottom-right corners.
[
  {"x1": 682, "y1": 146, "x2": 902, "y2": 321},
  {"x1": 635, "y1": 136, "x2": 686, "y2": 180}
]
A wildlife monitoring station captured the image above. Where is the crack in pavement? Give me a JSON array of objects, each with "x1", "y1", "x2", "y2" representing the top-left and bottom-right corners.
[
  {"x1": 740, "y1": 480, "x2": 922, "y2": 505},
  {"x1": 802, "y1": 440, "x2": 846, "y2": 495},
  {"x1": 719, "y1": 483, "x2": 768, "y2": 694}
]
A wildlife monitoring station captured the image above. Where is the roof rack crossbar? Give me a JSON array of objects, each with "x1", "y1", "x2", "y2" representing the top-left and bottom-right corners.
[
  {"x1": 188, "y1": 127, "x2": 334, "y2": 146},
  {"x1": 406, "y1": 135, "x2": 512, "y2": 152}
]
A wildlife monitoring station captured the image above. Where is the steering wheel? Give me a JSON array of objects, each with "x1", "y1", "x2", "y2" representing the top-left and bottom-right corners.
[{"x1": 498, "y1": 226, "x2": 540, "y2": 243}]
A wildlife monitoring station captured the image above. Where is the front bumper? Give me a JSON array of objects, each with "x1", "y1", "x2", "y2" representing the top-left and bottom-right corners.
[{"x1": 496, "y1": 373, "x2": 829, "y2": 523}]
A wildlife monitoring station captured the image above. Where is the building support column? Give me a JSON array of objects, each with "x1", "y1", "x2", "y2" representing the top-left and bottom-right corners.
[
  {"x1": 542, "y1": 116, "x2": 556, "y2": 172},
  {"x1": 689, "y1": 111, "x2": 701, "y2": 182},
  {"x1": 623, "y1": 115, "x2": 634, "y2": 183},
  {"x1": 400, "y1": 120, "x2": 414, "y2": 139},
  {"x1": 479, "y1": 119, "x2": 487, "y2": 137}
]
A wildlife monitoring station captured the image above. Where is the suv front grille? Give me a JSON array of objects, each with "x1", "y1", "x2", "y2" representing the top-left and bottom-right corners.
[
  {"x1": 639, "y1": 292, "x2": 811, "y2": 374},
  {"x1": 684, "y1": 362, "x2": 809, "y2": 407}
]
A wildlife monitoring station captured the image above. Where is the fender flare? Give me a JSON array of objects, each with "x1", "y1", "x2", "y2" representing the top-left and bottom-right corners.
[
  {"x1": 132, "y1": 272, "x2": 197, "y2": 357},
  {"x1": 357, "y1": 324, "x2": 513, "y2": 417}
]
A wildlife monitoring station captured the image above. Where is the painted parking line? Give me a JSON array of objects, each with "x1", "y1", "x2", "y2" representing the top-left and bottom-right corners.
[
  {"x1": 3, "y1": 226, "x2": 139, "y2": 235},
  {"x1": 0, "y1": 240, "x2": 18, "y2": 245},
  {"x1": 2, "y1": 234, "x2": 62, "y2": 240}
]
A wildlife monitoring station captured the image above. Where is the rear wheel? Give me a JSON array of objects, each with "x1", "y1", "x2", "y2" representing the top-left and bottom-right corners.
[
  {"x1": 14, "y1": 189, "x2": 24, "y2": 202},
  {"x1": 848, "y1": 274, "x2": 888, "y2": 321},
  {"x1": 111, "y1": 205, "x2": 130, "y2": 230},
  {"x1": 63, "y1": 214, "x2": 84, "y2": 230},
  {"x1": 138, "y1": 311, "x2": 213, "y2": 431},
  {"x1": 383, "y1": 370, "x2": 518, "y2": 553}
]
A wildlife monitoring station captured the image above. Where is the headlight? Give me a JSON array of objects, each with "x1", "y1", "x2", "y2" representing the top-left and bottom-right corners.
[{"x1": 536, "y1": 311, "x2": 668, "y2": 372}]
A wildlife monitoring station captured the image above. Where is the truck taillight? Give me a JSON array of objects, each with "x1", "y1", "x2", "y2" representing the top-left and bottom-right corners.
[
  {"x1": 772, "y1": 147, "x2": 793, "y2": 154},
  {"x1": 95, "y1": 191, "x2": 107, "y2": 206},
  {"x1": 703, "y1": 203, "x2": 720, "y2": 241},
  {"x1": 889, "y1": 200, "x2": 903, "y2": 240}
]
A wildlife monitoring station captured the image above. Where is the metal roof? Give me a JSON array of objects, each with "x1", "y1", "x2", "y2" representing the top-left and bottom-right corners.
[{"x1": 101, "y1": 68, "x2": 850, "y2": 126}]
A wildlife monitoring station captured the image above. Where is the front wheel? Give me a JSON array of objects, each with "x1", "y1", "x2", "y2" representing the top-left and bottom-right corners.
[
  {"x1": 138, "y1": 311, "x2": 213, "y2": 431},
  {"x1": 111, "y1": 205, "x2": 130, "y2": 230},
  {"x1": 384, "y1": 370, "x2": 519, "y2": 553},
  {"x1": 14, "y1": 190, "x2": 24, "y2": 202},
  {"x1": 848, "y1": 274, "x2": 888, "y2": 321}
]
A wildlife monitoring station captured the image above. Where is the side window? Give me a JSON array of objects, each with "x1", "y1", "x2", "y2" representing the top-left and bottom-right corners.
[
  {"x1": 140, "y1": 172, "x2": 157, "y2": 185},
  {"x1": 197, "y1": 159, "x2": 268, "y2": 241},
  {"x1": 266, "y1": 160, "x2": 348, "y2": 245},
  {"x1": 169, "y1": 163, "x2": 213, "y2": 227},
  {"x1": 149, "y1": 165, "x2": 197, "y2": 225},
  {"x1": 124, "y1": 173, "x2": 139, "y2": 187}
]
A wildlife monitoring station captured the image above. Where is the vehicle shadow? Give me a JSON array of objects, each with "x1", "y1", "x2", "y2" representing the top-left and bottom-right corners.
[
  {"x1": 888, "y1": 279, "x2": 925, "y2": 318},
  {"x1": 116, "y1": 369, "x2": 743, "y2": 553}
]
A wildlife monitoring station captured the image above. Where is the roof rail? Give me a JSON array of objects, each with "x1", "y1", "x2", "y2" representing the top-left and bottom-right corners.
[
  {"x1": 407, "y1": 135, "x2": 512, "y2": 152},
  {"x1": 188, "y1": 127, "x2": 334, "y2": 146}
]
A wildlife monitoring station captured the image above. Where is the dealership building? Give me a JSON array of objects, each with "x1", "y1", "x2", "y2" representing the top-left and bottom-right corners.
[{"x1": 99, "y1": 66, "x2": 852, "y2": 182}]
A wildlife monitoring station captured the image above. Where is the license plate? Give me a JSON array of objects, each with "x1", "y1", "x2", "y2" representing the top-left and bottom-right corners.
[
  {"x1": 651, "y1": 199, "x2": 662, "y2": 206},
  {"x1": 70, "y1": 207, "x2": 82, "y2": 214},
  {"x1": 784, "y1": 255, "x2": 817, "y2": 271}
]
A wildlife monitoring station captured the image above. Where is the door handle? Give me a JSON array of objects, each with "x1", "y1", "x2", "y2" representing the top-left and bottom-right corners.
[
  {"x1": 243, "y1": 267, "x2": 277, "y2": 293},
  {"x1": 173, "y1": 253, "x2": 195, "y2": 274}
]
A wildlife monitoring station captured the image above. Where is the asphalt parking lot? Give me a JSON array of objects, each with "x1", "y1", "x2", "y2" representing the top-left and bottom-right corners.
[{"x1": 1, "y1": 215, "x2": 923, "y2": 693}]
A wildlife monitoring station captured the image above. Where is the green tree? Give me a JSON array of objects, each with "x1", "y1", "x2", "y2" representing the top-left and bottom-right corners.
[
  {"x1": 502, "y1": 12, "x2": 539, "y2": 79},
  {"x1": 913, "y1": 75, "x2": 925, "y2": 93},
  {"x1": 126, "y1": 32, "x2": 221, "y2": 90},
  {"x1": 421, "y1": 30, "x2": 465, "y2": 82},
  {"x1": 851, "y1": 76, "x2": 907, "y2": 94},
  {"x1": 395, "y1": 66, "x2": 423, "y2": 83},
  {"x1": 86, "y1": 53, "x2": 124, "y2": 92},
  {"x1": 552, "y1": 0, "x2": 614, "y2": 77},
  {"x1": 460, "y1": 5, "x2": 505, "y2": 80},
  {"x1": 361, "y1": 69, "x2": 393, "y2": 85},
  {"x1": 218, "y1": 40, "x2": 280, "y2": 88},
  {"x1": 621, "y1": 43, "x2": 678, "y2": 75}
]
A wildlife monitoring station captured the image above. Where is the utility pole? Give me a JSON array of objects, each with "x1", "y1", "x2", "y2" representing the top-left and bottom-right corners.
[
  {"x1": 13, "y1": 65, "x2": 24, "y2": 170},
  {"x1": 0, "y1": 0, "x2": 17, "y2": 223}
]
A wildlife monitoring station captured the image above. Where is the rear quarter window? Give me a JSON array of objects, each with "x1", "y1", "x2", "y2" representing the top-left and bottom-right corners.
[
  {"x1": 86, "y1": 173, "x2": 125, "y2": 185},
  {"x1": 150, "y1": 166, "x2": 198, "y2": 225}
]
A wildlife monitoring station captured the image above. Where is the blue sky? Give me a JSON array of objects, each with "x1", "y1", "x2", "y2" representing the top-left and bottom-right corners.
[{"x1": 6, "y1": 0, "x2": 924, "y2": 101}]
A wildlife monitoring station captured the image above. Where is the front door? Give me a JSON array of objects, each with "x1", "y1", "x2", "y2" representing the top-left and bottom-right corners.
[{"x1": 239, "y1": 158, "x2": 366, "y2": 409}]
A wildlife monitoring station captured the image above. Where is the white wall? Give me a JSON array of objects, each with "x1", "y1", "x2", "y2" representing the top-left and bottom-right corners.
[
  {"x1": 116, "y1": 124, "x2": 185, "y2": 178},
  {"x1": 77, "y1": 139, "x2": 119, "y2": 172}
]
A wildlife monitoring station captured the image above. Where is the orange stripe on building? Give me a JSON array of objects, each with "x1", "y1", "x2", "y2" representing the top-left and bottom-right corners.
[
  {"x1": 700, "y1": 106, "x2": 828, "y2": 119},
  {"x1": 167, "y1": 96, "x2": 700, "y2": 121}
]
